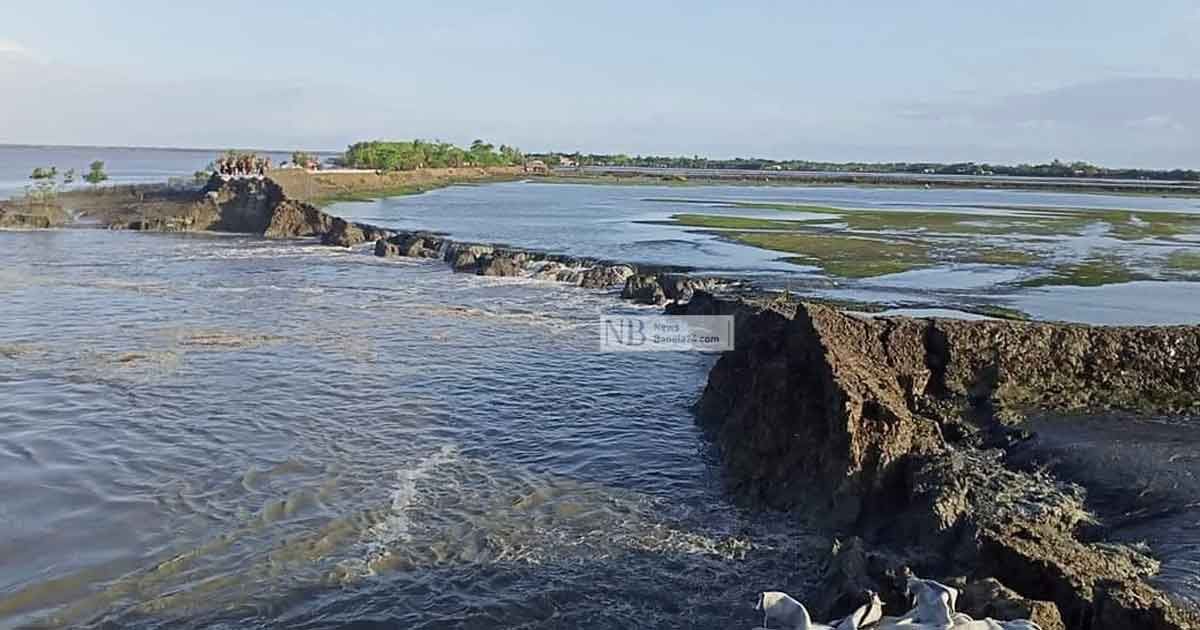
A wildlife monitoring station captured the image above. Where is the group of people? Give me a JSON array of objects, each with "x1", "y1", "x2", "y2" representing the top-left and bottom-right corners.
[{"x1": 215, "y1": 154, "x2": 271, "y2": 177}]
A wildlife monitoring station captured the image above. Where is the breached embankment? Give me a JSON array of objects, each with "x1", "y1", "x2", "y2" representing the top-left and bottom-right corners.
[
  {"x1": 672, "y1": 292, "x2": 1200, "y2": 629},
  {"x1": 38, "y1": 173, "x2": 1200, "y2": 627}
]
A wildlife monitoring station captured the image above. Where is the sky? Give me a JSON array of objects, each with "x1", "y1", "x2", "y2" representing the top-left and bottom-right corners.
[{"x1": 1, "y1": 0, "x2": 1198, "y2": 168}]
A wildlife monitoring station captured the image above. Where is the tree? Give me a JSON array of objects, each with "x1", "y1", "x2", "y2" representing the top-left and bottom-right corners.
[
  {"x1": 30, "y1": 166, "x2": 57, "y2": 180},
  {"x1": 292, "y1": 151, "x2": 316, "y2": 168},
  {"x1": 84, "y1": 160, "x2": 109, "y2": 186}
]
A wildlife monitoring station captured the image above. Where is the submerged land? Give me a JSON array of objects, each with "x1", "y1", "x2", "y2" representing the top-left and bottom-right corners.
[
  {"x1": 637, "y1": 199, "x2": 1200, "y2": 286},
  {"x1": 4, "y1": 148, "x2": 1200, "y2": 627}
]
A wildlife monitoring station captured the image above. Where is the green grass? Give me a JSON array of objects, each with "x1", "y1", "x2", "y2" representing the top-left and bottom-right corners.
[
  {"x1": 964, "y1": 304, "x2": 1031, "y2": 320},
  {"x1": 310, "y1": 175, "x2": 520, "y2": 207},
  {"x1": 1166, "y1": 250, "x2": 1200, "y2": 272},
  {"x1": 311, "y1": 184, "x2": 431, "y2": 206},
  {"x1": 653, "y1": 198, "x2": 1200, "y2": 241},
  {"x1": 1020, "y1": 256, "x2": 1149, "y2": 288},
  {"x1": 726, "y1": 231, "x2": 931, "y2": 278},
  {"x1": 948, "y1": 244, "x2": 1041, "y2": 266}
]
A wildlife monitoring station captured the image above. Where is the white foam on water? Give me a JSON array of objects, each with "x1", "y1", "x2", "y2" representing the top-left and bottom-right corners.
[{"x1": 347, "y1": 444, "x2": 459, "y2": 577}]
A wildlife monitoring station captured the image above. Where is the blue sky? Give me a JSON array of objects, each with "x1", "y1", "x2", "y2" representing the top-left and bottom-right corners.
[{"x1": 2, "y1": 1, "x2": 1198, "y2": 167}]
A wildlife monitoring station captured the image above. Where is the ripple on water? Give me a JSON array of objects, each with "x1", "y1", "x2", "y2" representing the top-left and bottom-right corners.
[{"x1": 0, "y1": 230, "x2": 820, "y2": 629}]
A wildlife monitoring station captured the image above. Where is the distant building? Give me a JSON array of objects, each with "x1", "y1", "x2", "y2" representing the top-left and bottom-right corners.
[
  {"x1": 525, "y1": 159, "x2": 549, "y2": 174},
  {"x1": 558, "y1": 156, "x2": 578, "y2": 167}
]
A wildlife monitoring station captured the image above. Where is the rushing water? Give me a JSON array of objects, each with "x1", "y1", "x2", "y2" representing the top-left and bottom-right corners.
[
  {"x1": 327, "y1": 181, "x2": 1200, "y2": 324},
  {"x1": 0, "y1": 230, "x2": 824, "y2": 629},
  {"x1": 3, "y1": 145, "x2": 1200, "y2": 626}
]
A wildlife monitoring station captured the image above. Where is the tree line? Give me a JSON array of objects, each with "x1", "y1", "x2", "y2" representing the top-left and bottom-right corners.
[
  {"x1": 341, "y1": 140, "x2": 524, "y2": 171},
  {"x1": 525, "y1": 153, "x2": 1199, "y2": 182}
]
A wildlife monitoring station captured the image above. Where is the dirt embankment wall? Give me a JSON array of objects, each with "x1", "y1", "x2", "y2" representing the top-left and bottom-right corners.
[
  {"x1": 679, "y1": 293, "x2": 1200, "y2": 630},
  {"x1": 267, "y1": 166, "x2": 523, "y2": 203}
]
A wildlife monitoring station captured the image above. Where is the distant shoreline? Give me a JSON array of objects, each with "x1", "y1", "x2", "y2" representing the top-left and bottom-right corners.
[{"x1": 541, "y1": 166, "x2": 1200, "y2": 197}]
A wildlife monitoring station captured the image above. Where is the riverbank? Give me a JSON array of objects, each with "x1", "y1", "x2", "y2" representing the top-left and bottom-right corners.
[
  {"x1": 5, "y1": 173, "x2": 1200, "y2": 626},
  {"x1": 544, "y1": 166, "x2": 1200, "y2": 197},
  {"x1": 267, "y1": 166, "x2": 523, "y2": 205}
]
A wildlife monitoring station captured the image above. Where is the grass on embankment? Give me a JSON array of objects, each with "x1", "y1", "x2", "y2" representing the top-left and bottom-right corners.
[{"x1": 268, "y1": 168, "x2": 523, "y2": 207}]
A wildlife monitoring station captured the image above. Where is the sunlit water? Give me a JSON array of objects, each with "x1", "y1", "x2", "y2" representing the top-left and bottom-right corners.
[
  {"x1": 0, "y1": 230, "x2": 824, "y2": 629},
  {"x1": 328, "y1": 181, "x2": 1200, "y2": 324}
]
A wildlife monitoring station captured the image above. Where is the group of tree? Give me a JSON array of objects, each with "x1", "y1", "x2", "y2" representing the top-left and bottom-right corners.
[
  {"x1": 341, "y1": 140, "x2": 524, "y2": 171},
  {"x1": 290, "y1": 151, "x2": 319, "y2": 169},
  {"x1": 21, "y1": 161, "x2": 106, "y2": 205},
  {"x1": 523, "y1": 152, "x2": 1199, "y2": 182}
]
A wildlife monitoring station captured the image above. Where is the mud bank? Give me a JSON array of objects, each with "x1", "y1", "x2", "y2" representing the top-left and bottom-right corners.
[
  {"x1": 267, "y1": 165, "x2": 523, "y2": 204},
  {"x1": 45, "y1": 167, "x2": 519, "y2": 234},
  {"x1": 673, "y1": 292, "x2": 1200, "y2": 629},
  {"x1": 21, "y1": 172, "x2": 1200, "y2": 627},
  {"x1": 0, "y1": 201, "x2": 71, "y2": 229}
]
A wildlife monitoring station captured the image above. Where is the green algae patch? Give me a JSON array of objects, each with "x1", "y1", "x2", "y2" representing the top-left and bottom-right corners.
[
  {"x1": 727, "y1": 231, "x2": 931, "y2": 278},
  {"x1": 970, "y1": 205, "x2": 1200, "y2": 240},
  {"x1": 1020, "y1": 256, "x2": 1150, "y2": 288},
  {"x1": 656, "y1": 197, "x2": 1200, "y2": 241},
  {"x1": 949, "y1": 244, "x2": 1041, "y2": 266},
  {"x1": 1166, "y1": 250, "x2": 1200, "y2": 273}
]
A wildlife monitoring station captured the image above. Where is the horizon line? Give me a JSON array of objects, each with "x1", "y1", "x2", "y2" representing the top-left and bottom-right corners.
[{"x1": 2, "y1": 142, "x2": 1195, "y2": 173}]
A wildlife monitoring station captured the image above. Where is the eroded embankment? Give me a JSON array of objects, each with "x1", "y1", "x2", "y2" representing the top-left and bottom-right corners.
[
  {"x1": 673, "y1": 292, "x2": 1200, "y2": 629},
  {"x1": 32, "y1": 173, "x2": 1200, "y2": 627}
]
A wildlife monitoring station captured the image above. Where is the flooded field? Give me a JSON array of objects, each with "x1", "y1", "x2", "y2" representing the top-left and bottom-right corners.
[{"x1": 328, "y1": 181, "x2": 1200, "y2": 324}]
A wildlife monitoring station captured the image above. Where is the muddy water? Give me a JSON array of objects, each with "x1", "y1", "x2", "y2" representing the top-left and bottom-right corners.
[
  {"x1": 0, "y1": 231, "x2": 824, "y2": 628},
  {"x1": 1014, "y1": 412, "x2": 1200, "y2": 608}
]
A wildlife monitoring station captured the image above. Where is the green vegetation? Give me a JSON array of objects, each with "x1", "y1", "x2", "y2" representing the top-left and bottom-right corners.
[
  {"x1": 1166, "y1": 250, "x2": 1200, "y2": 273},
  {"x1": 659, "y1": 212, "x2": 1052, "y2": 277},
  {"x1": 966, "y1": 304, "x2": 1031, "y2": 321},
  {"x1": 652, "y1": 198, "x2": 1200, "y2": 241},
  {"x1": 343, "y1": 139, "x2": 523, "y2": 171},
  {"x1": 303, "y1": 175, "x2": 521, "y2": 207},
  {"x1": 526, "y1": 153, "x2": 1199, "y2": 182},
  {"x1": 954, "y1": 246, "x2": 1040, "y2": 266},
  {"x1": 29, "y1": 167, "x2": 57, "y2": 180},
  {"x1": 84, "y1": 161, "x2": 109, "y2": 186},
  {"x1": 291, "y1": 151, "x2": 318, "y2": 168},
  {"x1": 1020, "y1": 256, "x2": 1148, "y2": 288},
  {"x1": 728, "y1": 231, "x2": 932, "y2": 278}
]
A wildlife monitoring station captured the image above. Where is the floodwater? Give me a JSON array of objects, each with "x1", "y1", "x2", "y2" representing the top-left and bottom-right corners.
[
  {"x1": 328, "y1": 181, "x2": 1200, "y2": 324},
  {"x1": 0, "y1": 230, "x2": 822, "y2": 629},
  {"x1": 3, "y1": 151, "x2": 1200, "y2": 627}
]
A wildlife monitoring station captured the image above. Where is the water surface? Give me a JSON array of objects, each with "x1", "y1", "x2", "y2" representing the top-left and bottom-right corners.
[{"x1": 0, "y1": 230, "x2": 820, "y2": 628}]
